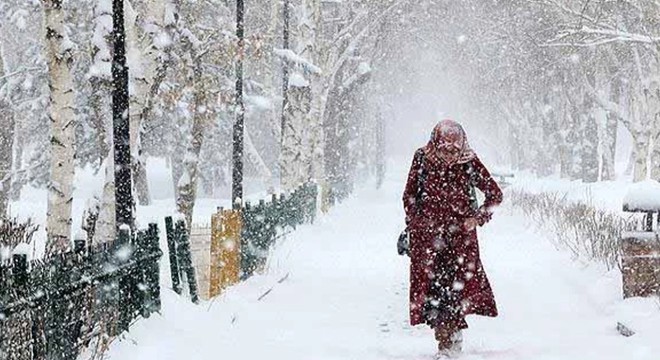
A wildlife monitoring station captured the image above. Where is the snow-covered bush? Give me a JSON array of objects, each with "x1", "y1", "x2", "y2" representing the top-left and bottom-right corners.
[
  {"x1": 0, "y1": 216, "x2": 39, "y2": 248},
  {"x1": 508, "y1": 190, "x2": 640, "y2": 269},
  {"x1": 0, "y1": 216, "x2": 39, "y2": 262}
]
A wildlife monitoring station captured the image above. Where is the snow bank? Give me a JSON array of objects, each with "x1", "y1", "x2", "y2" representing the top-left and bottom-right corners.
[
  {"x1": 623, "y1": 180, "x2": 660, "y2": 212},
  {"x1": 509, "y1": 172, "x2": 631, "y2": 213}
]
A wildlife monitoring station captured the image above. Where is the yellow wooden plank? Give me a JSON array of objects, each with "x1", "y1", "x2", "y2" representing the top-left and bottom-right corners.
[{"x1": 209, "y1": 209, "x2": 242, "y2": 298}]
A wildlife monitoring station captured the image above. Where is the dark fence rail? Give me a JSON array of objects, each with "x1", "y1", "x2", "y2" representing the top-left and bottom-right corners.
[
  {"x1": 0, "y1": 225, "x2": 162, "y2": 360},
  {"x1": 240, "y1": 182, "x2": 318, "y2": 280}
]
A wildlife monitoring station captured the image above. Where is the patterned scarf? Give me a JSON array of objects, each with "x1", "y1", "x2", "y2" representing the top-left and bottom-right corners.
[{"x1": 423, "y1": 119, "x2": 476, "y2": 166}]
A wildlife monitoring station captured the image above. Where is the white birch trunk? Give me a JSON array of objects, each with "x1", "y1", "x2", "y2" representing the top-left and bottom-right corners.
[
  {"x1": 95, "y1": 155, "x2": 116, "y2": 243},
  {"x1": 176, "y1": 44, "x2": 207, "y2": 226},
  {"x1": 280, "y1": 0, "x2": 319, "y2": 191},
  {"x1": 44, "y1": 0, "x2": 76, "y2": 254},
  {"x1": 647, "y1": 79, "x2": 660, "y2": 181},
  {"x1": 0, "y1": 50, "x2": 14, "y2": 218},
  {"x1": 304, "y1": 0, "x2": 324, "y2": 183},
  {"x1": 126, "y1": 0, "x2": 163, "y2": 205},
  {"x1": 281, "y1": 75, "x2": 310, "y2": 190},
  {"x1": 601, "y1": 111, "x2": 618, "y2": 181},
  {"x1": 633, "y1": 133, "x2": 651, "y2": 182},
  {"x1": 86, "y1": 0, "x2": 115, "y2": 244},
  {"x1": 245, "y1": 128, "x2": 273, "y2": 181}
]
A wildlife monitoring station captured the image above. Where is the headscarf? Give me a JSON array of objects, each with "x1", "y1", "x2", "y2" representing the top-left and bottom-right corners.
[{"x1": 423, "y1": 119, "x2": 476, "y2": 165}]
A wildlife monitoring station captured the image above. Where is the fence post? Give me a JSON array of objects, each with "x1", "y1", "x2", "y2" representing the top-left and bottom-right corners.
[
  {"x1": 116, "y1": 227, "x2": 134, "y2": 333},
  {"x1": 46, "y1": 255, "x2": 77, "y2": 360},
  {"x1": 12, "y1": 254, "x2": 28, "y2": 294},
  {"x1": 241, "y1": 202, "x2": 256, "y2": 279},
  {"x1": 176, "y1": 220, "x2": 199, "y2": 304},
  {"x1": 165, "y1": 216, "x2": 182, "y2": 294},
  {"x1": 74, "y1": 236, "x2": 87, "y2": 255},
  {"x1": 145, "y1": 223, "x2": 162, "y2": 314}
]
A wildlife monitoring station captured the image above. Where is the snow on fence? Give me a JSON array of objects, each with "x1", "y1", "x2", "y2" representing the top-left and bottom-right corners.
[
  {"x1": 0, "y1": 226, "x2": 162, "y2": 360},
  {"x1": 621, "y1": 181, "x2": 660, "y2": 298},
  {"x1": 171, "y1": 182, "x2": 319, "y2": 302}
]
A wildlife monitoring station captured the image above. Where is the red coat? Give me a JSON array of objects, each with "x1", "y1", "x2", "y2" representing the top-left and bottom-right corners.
[{"x1": 403, "y1": 149, "x2": 503, "y2": 328}]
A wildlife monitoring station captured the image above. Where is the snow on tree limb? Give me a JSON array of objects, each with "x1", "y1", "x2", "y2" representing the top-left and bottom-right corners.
[{"x1": 273, "y1": 48, "x2": 322, "y2": 74}]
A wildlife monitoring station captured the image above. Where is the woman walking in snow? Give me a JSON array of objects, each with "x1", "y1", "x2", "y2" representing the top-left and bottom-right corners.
[{"x1": 402, "y1": 119, "x2": 503, "y2": 357}]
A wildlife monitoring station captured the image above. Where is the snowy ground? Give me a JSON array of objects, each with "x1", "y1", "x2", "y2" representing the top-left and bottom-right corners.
[{"x1": 106, "y1": 169, "x2": 660, "y2": 360}]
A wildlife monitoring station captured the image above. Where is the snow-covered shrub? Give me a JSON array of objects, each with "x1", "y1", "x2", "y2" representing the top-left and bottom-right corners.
[
  {"x1": 0, "y1": 216, "x2": 39, "y2": 249},
  {"x1": 508, "y1": 190, "x2": 639, "y2": 269}
]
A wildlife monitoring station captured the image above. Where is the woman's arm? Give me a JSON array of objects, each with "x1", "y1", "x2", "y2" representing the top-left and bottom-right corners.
[
  {"x1": 403, "y1": 149, "x2": 424, "y2": 226},
  {"x1": 471, "y1": 156, "x2": 503, "y2": 226}
]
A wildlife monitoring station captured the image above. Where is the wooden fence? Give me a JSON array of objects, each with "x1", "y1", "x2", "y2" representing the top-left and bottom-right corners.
[{"x1": 0, "y1": 225, "x2": 162, "y2": 360}]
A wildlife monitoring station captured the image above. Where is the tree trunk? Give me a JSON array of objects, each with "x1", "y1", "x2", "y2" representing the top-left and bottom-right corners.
[
  {"x1": 633, "y1": 133, "x2": 650, "y2": 182},
  {"x1": 245, "y1": 128, "x2": 273, "y2": 181},
  {"x1": 112, "y1": 0, "x2": 135, "y2": 231},
  {"x1": 126, "y1": 0, "x2": 163, "y2": 206},
  {"x1": 375, "y1": 111, "x2": 385, "y2": 189},
  {"x1": 281, "y1": 77, "x2": 311, "y2": 190},
  {"x1": 10, "y1": 122, "x2": 23, "y2": 201},
  {"x1": 88, "y1": 0, "x2": 113, "y2": 164},
  {"x1": 44, "y1": 0, "x2": 76, "y2": 254},
  {"x1": 87, "y1": 0, "x2": 115, "y2": 243},
  {"x1": 305, "y1": 0, "x2": 324, "y2": 184},
  {"x1": 0, "y1": 58, "x2": 14, "y2": 218},
  {"x1": 582, "y1": 112, "x2": 600, "y2": 183},
  {"x1": 95, "y1": 155, "x2": 116, "y2": 244},
  {"x1": 647, "y1": 80, "x2": 660, "y2": 181},
  {"x1": 600, "y1": 74, "x2": 620, "y2": 181},
  {"x1": 176, "y1": 51, "x2": 207, "y2": 226},
  {"x1": 601, "y1": 111, "x2": 618, "y2": 181}
]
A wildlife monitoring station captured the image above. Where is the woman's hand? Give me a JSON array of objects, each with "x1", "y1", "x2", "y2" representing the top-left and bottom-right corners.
[{"x1": 463, "y1": 217, "x2": 478, "y2": 231}]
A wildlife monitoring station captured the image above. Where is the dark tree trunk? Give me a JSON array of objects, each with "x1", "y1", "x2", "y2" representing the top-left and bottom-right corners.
[
  {"x1": 112, "y1": 0, "x2": 134, "y2": 231},
  {"x1": 281, "y1": 0, "x2": 290, "y2": 146},
  {"x1": 232, "y1": 0, "x2": 245, "y2": 206}
]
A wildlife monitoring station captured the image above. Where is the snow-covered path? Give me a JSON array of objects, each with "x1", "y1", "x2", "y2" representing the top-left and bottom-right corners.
[{"x1": 107, "y1": 174, "x2": 659, "y2": 360}]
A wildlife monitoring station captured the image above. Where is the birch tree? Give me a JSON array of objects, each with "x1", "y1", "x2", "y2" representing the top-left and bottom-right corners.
[
  {"x1": 0, "y1": 49, "x2": 14, "y2": 218},
  {"x1": 43, "y1": 0, "x2": 76, "y2": 254},
  {"x1": 84, "y1": 0, "x2": 119, "y2": 243}
]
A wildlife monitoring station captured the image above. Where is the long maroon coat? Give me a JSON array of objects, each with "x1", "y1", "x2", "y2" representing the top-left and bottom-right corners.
[{"x1": 403, "y1": 148, "x2": 503, "y2": 328}]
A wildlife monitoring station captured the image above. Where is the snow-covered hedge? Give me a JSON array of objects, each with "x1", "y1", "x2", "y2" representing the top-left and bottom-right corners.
[{"x1": 508, "y1": 190, "x2": 641, "y2": 269}]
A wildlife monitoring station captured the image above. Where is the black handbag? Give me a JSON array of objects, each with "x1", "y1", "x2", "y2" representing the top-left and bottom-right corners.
[{"x1": 397, "y1": 229, "x2": 410, "y2": 256}]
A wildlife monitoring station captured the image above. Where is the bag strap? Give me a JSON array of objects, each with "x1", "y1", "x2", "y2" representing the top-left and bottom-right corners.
[{"x1": 465, "y1": 161, "x2": 479, "y2": 211}]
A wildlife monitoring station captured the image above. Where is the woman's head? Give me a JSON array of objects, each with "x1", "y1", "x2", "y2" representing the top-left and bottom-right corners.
[{"x1": 425, "y1": 119, "x2": 475, "y2": 165}]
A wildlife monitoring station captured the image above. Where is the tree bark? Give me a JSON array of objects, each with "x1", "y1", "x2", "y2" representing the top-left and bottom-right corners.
[
  {"x1": 176, "y1": 49, "x2": 207, "y2": 226},
  {"x1": 601, "y1": 111, "x2": 618, "y2": 181},
  {"x1": 87, "y1": 0, "x2": 116, "y2": 244},
  {"x1": 126, "y1": 0, "x2": 165, "y2": 206},
  {"x1": 0, "y1": 51, "x2": 14, "y2": 218},
  {"x1": 633, "y1": 133, "x2": 650, "y2": 182},
  {"x1": 44, "y1": 0, "x2": 76, "y2": 254},
  {"x1": 647, "y1": 80, "x2": 660, "y2": 181}
]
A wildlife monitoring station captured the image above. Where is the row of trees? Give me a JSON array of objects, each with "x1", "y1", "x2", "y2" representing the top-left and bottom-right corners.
[
  {"x1": 0, "y1": 0, "x2": 395, "y2": 253},
  {"x1": 372, "y1": 0, "x2": 659, "y2": 184}
]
